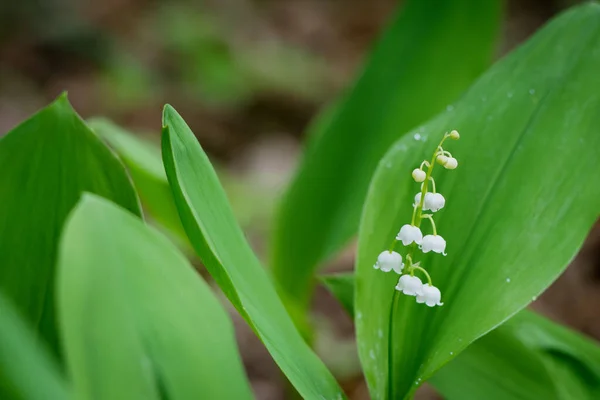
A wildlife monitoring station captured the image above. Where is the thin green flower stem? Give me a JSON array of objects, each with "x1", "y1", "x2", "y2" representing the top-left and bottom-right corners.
[
  {"x1": 429, "y1": 176, "x2": 436, "y2": 193},
  {"x1": 410, "y1": 265, "x2": 433, "y2": 286},
  {"x1": 410, "y1": 204, "x2": 418, "y2": 225},
  {"x1": 387, "y1": 132, "x2": 450, "y2": 400},
  {"x1": 421, "y1": 214, "x2": 437, "y2": 235}
]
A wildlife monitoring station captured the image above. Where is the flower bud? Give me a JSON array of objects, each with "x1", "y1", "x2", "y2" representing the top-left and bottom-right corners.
[
  {"x1": 412, "y1": 168, "x2": 426, "y2": 183},
  {"x1": 449, "y1": 130, "x2": 460, "y2": 140},
  {"x1": 444, "y1": 157, "x2": 458, "y2": 169},
  {"x1": 436, "y1": 154, "x2": 448, "y2": 166}
]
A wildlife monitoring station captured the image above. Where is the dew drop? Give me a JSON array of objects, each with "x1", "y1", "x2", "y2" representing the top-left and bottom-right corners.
[
  {"x1": 450, "y1": 351, "x2": 454, "y2": 355},
  {"x1": 378, "y1": 329, "x2": 383, "y2": 338},
  {"x1": 369, "y1": 350, "x2": 376, "y2": 360},
  {"x1": 507, "y1": 92, "x2": 514, "y2": 98},
  {"x1": 506, "y1": 278, "x2": 511, "y2": 283},
  {"x1": 529, "y1": 88, "x2": 536, "y2": 95},
  {"x1": 414, "y1": 133, "x2": 422, "y2": 141},
  {"x1": 532, "y1": 295, "x2": 538, "y2": 301},
  {"x1": 446, "y1": 104, "x2": 454, "y2": 112},
  {"x1": 356, "y1": 311, "x2": 363, "y2": 320}
]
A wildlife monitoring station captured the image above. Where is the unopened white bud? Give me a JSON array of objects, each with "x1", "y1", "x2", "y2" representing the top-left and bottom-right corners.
[
  {"x1": 412, "y1": 168, "x2": 426, "y2": 183},
  {"x1": 449, "y1": 130, "x2": 460, "y2": 140},
  {"x1": 436, "y1": 155, "x2": 448, "y2": 166},
  {"x1": 444, "y1": 157, "x2": 458, "y2": 169}
]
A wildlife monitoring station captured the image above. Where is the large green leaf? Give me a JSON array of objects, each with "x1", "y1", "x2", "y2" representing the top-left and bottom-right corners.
[
  {"x1": 433, "y1": 311, "x2": 600, "y2": 400},
  {"x1": 271, "y1": 0, "x2": 502, "y2": 319},
  {"x1": 57, "y1": 194, "x2": 253, "y2": 400},
  {"x1": 355, "y1": 4, "x2": 600, "y2": 399},
  {"x1": 88, "y1": 118, "x2": 187, "y2": 241},
  {"x1": 0, "y1": 94, "x2": 141, "y2": 354},
  {"x1": 161, "y1": 105, "x2": 346, "y2": 399},
  {"x1": 322, "y1": 274, "x2": 600, "y2": 399},
  {"x1": 0, "y1": 293, "x2": 69, "y2": 400}
]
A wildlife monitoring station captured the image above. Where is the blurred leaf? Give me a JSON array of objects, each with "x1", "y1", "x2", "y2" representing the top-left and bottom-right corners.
[
  {"x1": 355, "y1": 4, "x2": 600, "y2": 399},
  {"x1": 320, "y1": 273, "x2": 355, "y2": 318},
  {"x1": 88, "y1": 118, "x2": 187, "y2": 242},
  {"x1": 58, "y1": 194, "x2": 253, "y2": 400},
  {"x1": 271, "y1": 0, "x2": 503, "y2": 324},
  {"x1": 433, "y1": 311, "x2": 600, "y2": 400},
  {"x1": 161, "y1": 105, "x2": 346, "y2": 399},
  {"x1": 0, "y1": 94, "x2": 141, "y2": 356},
  {"x1": 322, "y1": 273, "x2": 600, "y2": 399},
  {"x1": 0, "y1": 293, "x2": 69, "y2": 400}
]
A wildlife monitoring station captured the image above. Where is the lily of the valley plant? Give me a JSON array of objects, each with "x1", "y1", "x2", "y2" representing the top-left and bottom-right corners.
[{"x1": 373, "y1": 129, "x2": 460, "y2": 307}]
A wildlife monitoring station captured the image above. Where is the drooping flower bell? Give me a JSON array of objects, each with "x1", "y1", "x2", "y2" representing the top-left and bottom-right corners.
[
  {"x1": 420, "y1": 234, "x2": 447, "y2": 255},
  {"x1": 443, "y1": 157, "x2": 458, "y2": 170},
  {"x1": 412, "y1": 168, "x2": 426, "y2": 182},
  {"x1": 396, "y1": 224, "x2": 423, "y2": 246},
  {"x1": 414, "y1": 192, "x2": 445, "y2": 212},
  {"x1": 373, "y1": 251, "x2": 404, "y2": 274},
  {"x1": 395, "y1": 274, "x2": 424, "y2": 296},
  {"x1": 416, "y1": 284, "x2": 444, "y2": 307}
]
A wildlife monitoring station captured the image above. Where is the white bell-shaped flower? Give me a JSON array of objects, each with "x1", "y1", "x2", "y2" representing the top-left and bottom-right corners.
[
  {"x1": 420, "y1": 234, "x2": 447, "y2": 255},
  {"x1": 395, "y1": 274, "x2": 423, "y2": 296},
  {"x1": 416, "y1": 284, "x2": 444, "y2": 307},
  {"x1": 426, "y1": 193, "x2": 445, "y2": 212},
  {"x1": 412, "y1": 168, "x2": 426, "y2": 183},
  {"x1": 396, "y1": 224, "x2": 423, "y2": 246},
  {"x1": 373, "y1": 251, "x2": 404, "y2": 274},
  {"x1": 414, "y1": 192, "x2": 445, "y2": 212},
  {"x1": 414, "y1": 192, "x2": 431, "y2": 209}
]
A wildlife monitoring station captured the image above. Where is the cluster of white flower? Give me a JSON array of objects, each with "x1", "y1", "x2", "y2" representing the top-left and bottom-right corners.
[{"x1": 373, "y1": 129, "x2": 460, "y2": 307}]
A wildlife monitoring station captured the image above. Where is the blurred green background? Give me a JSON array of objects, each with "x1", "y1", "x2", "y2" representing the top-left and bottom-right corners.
[{"x1": 0, "y1": 0, "x2": 598, "y2": 399}]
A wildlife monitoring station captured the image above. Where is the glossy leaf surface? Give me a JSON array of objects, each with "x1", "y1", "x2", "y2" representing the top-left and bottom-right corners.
[{"x1": 355, "y1": 5, "x2": 600, "y2": 398}]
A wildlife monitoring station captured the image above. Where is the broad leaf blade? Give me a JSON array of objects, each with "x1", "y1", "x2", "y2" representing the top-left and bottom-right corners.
[
  {"x1": 57, "y1": 194, "x2": 253, "y2": 400},
  {"x1": 0, "y1": 94, "x2": 141, "y2": 354},
  {"x1": 272, "y1": 0, "x2": 502, "y2": 317},
  {"x1": 88, "y1": 118, "x2": 187, "y2": 241},
  {"x1": 321, "y1": 273, "x2": 600, "y2": 399},
  {"x1": 355, "y1": 4, "x2": 600, "y2": 399},
  {"x1": 431, "y1": 316, "x2": 560, "y2": 400},
  {"x1": 161, "y1": 105, "x2": 346, "y2": 399},
  {"x1": 0, "y1": 293, "x2": 69, "y2": 400}
]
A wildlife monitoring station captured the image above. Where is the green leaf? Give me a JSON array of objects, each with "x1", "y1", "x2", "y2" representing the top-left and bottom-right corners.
[
  {"x1": 0, "y1": 94, "x2": 141, "y2": 355},
  {"x1": 57, "y1": 194, "x2": 253, "y2": 400},
  {"x1": 321, "y1": 273, "x2": 600, "y2": 399},
  {"x1": 355, "y1": 4, "x2": 600, "y2": 399},
  {"x1": 271, "y1": 0, "x2": 502, "y2": 319},
  {"x1": 320, "y1": 273, "x2": 355, "y2": 319},
  {"x1": 0, "y1": 293, "x2": 69, "y2": 400},
  {"x1": 88, "y1": 118, "x2": 187, "y2": 241},
  {"x1": 161, "y1": 105, "x2": 346, "y2": 399},
  {"x1": 433, "y1": 311, "x2": 600, "y2": 399}
]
